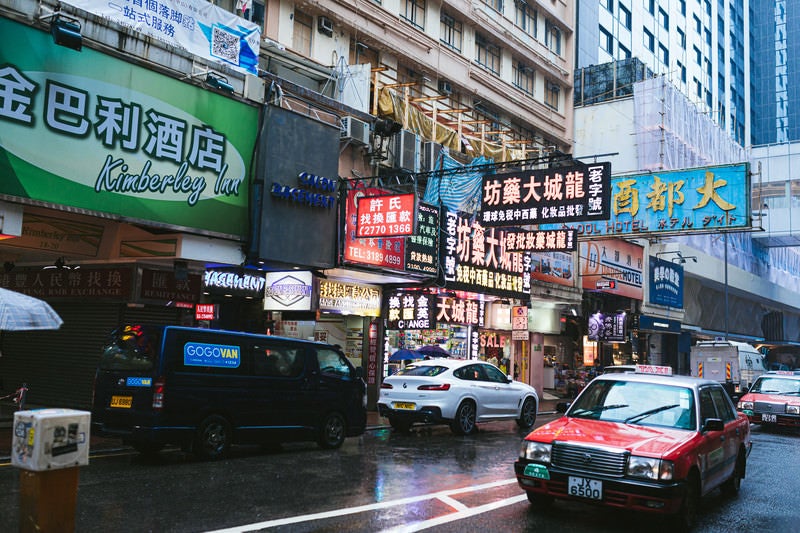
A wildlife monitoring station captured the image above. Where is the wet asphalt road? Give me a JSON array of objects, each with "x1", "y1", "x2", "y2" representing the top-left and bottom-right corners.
[{"x1": 1, "y1": 417, "x2": 799, "y2": 532}]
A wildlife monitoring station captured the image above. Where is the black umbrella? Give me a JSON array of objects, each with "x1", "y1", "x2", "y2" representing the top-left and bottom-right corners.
[
  {"x1": 388, "y1": 348, "x2": 424, "y2": 362},
  {"x1": 416, "y1": 345, "x2": 450, "y2": 357}
]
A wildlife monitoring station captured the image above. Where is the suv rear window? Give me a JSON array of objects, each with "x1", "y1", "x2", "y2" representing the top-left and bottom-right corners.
[{"x1": 98, "y1": 325, "x2": 159, "y2": 371}]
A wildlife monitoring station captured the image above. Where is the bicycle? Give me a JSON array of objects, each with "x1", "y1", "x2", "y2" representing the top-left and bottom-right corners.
[{"x1": 0, "y1": 382, "x2": 28, "y2": 411}]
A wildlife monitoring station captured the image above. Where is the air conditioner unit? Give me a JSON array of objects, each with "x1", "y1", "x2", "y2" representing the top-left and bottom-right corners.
[
  {"x1": 387, "y1": 130, "x2": 420, "y2": 172},
  {"x1": 421, "y1": 141, "x2": 443, "y2": 171},
  {"x1": 341, "y1": 116, "x2": 370, "y2": 145},
  {"x1": 438, "y1": 80, "x2": 452, "y2": 95},
  {"x1": 317, "y1": 16, "x2": 333, "y2": 37}
]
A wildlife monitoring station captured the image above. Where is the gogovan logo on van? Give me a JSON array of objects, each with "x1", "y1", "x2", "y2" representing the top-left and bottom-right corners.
[{"x1": 184, "y1": 342, "x2": 241, "y2": 369}]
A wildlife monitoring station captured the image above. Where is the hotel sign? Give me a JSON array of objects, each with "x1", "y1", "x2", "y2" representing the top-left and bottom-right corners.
[{"x1": 264, "y1": 271, "x2": 314, "y2": 311}]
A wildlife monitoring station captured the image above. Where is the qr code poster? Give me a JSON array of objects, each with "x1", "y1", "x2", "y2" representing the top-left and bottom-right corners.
[
  {"x1": 211, "y1": 25, "x2": 242, "y2": 65},
  {"x1": 64, "y1": 0, "x2": 262, "y2": 76}
]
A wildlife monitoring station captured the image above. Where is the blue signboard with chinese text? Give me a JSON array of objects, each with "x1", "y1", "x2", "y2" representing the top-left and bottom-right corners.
[
  {"x1": 649, "y1": 256, "x2": 684, "y2": 308},
  {"x1": 539, "y1": 163, "x2": 750, "y2": 237}
]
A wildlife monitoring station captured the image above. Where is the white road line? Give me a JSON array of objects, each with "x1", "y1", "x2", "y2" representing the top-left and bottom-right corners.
[
  {"x1": 379, "y1": 494, "x2": 529, "y2": 533},
  {"x1": 436, "y1": 494, "x2": 469, "y2": 512},
  {"x1": 205, "y1": 478, "x2": 520, "y2": 533}
]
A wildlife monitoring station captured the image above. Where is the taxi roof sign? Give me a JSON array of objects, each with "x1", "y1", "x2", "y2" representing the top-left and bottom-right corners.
[{"x1": 634, "y1": 364, "x2": 673, "y2": 376}]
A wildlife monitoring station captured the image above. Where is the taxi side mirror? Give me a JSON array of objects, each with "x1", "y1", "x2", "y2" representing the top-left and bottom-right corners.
[
  {"x1": 556, "y1": 401, "x2": 570, "y2": 413},
  {"x1": 702, "y1": 418, "x2": 724, "y2": 432}
]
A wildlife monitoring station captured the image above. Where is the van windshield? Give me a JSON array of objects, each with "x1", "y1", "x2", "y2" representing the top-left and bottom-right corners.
[{"x1": 98, "y1": 325, "x2": 159, "y2": 371}]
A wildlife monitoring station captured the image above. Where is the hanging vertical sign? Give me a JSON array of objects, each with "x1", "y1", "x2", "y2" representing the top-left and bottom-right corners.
[
  {"x1": 512, "y1": 305, "x2": 528, "y2": 340},
  {"x1": 405, "y1": 202, "x2": 439, "y2": 274}
]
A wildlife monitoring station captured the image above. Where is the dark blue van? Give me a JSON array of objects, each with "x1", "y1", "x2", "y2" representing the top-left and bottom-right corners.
[{"x1": 91, "y1": 325, "x2": 367, "y2": 459}]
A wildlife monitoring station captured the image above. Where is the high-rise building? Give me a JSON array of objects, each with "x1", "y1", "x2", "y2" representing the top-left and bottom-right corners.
[
  {"x1": 577, "y1": 0, "x2": 748, "y2": 146},
  {"x1": 750, "y1": 0, "x2": 800, "y2": 145}
]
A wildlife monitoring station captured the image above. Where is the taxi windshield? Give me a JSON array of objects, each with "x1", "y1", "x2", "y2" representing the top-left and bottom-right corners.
[
  {"x1": 749, "y1": 377, "x2": 800, "y2": 395},
  {"x1": 570, "y1": 379, "x2": 696, "y2": 430}
]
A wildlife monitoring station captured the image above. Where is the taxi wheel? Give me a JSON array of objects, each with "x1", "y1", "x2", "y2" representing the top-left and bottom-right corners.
[
  {"x1": 194, "y1": 415, "x2": 231, "y2": 461},
  {"x1": 516, "y1": 397, "x2": 538, "y2": 428},
  {"x1": 317, "y1": 412, "x2": 346, "y2": 449},
  {"x1": 721, "y1": 449, "x2": 746, "y2": 497},
  {"x1": 450, "y1": 401, "x2": 477, "y2": 435},
  {"x1": 674, "y1": 473, "x2": 699, "y2": 532}
]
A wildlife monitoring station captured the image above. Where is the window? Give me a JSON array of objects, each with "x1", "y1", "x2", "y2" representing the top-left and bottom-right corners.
[
  {"x1": 618, "y1": 4, "x2": 631, "y2": 29},
  {"x1": 515, "y1": 0, "x2": 537, "y2": 37},
  {"x1": 694, "y1": 45, "x2": 702, "y2": 65},
  {"x1": 316, "y1": 348, "x2": 352, "y2": 378},
  {"x1": 705, "y1": 89, "x2": 712, "y2": 107},
  {"x1": 658, "y1": 7, "x2": 669, "y2": 30},
  {"x1": 658, "y1": 43, "x2": 669, "y2": 65},
  {"x1": 647, "y1": 0, "x2": 655, "y2": 15},
  {"x1": 545, "y1": 20, "x2": 562, "y2": 55},
  {"x1": 475, "y1": 33, "x2": 501, "y2": 74},
  {"x1": 694, "y1": 77, "x2": 702, "y2": 98},
  {"x1": 292, "y1": 10, "x2": 313, "y2": 56},
  {"x1": 677, "y1": 27, "x2": 685, "y2": 48},
  {"x1": 677, "y1": 60, "x2": 686, "y2": 82},
  {"x1": 601, "y1": 0, "x2": 613, "y2": 12},
  {"x1": 679, "y1": 0, "x2": 686, "y2": 15},
  {"x1": 545, "y1": 81, "x2": 560, "y2": 110},
  {"x1": 513, "y1": 62, "x2": 535, "y2": 95},
  {"x1": 643, "y1": 28, "x2": 655, "y2": 52},
  {"x1": 617, "y1": 43, "x2": 631, "y2": 60},
  {"x1": 440, "y1": 12, "x2": 463, "y2": 52},
  {"x1": 483, "y1": 0, "x2": 503, "y2": 12},
  {"x1": 600, "y1": 26, "x2": 613, "y2": 54},
  {"x1": 705, "y1": 58, "x2": 712, "y2": 76},
  {"x1": 254, "y1": 346, "x2": 304, "y2": 378},
  {"x1": 693, "y1": 14, "x2": 701, "y2": 34},
  {"x1": 403, "y1": 0, "x2": 426, "y2": 30}
]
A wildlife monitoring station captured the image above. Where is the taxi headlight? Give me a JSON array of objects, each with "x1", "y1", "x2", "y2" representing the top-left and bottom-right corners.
[
  {"x1": 738, "y1": 400, "x2": 753, "y2": 410},
  {"x1": 787, "y1": 405, "x2": 800, "y2": 415},
  {"x1": 627, "y1": 456, "x2": 674, "y2": 481},
  {"x1": 520, "y1": 441, "x2": 552, "y2": 463}
]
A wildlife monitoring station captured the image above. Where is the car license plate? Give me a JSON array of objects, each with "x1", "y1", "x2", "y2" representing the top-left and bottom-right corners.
[
  {"x1": 762, "y1": 413, "x2": 777, "y2": 423},
  {"x1": 394, "y1": 402, "x2": 416, "y2": 410},
  {"x1": 110, "y1": 395, "x2": 133, "y2": 408},
  {"x1": 568, "y1": 476, "x2": 602, "y2": 500}
]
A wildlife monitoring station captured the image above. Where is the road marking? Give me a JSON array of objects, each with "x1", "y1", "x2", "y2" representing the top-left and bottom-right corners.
[
  {"x1": 206, "y1": 478, "x2": 521, "y2": 533},
  {"x1": 380, "y1": 494, "x2": 529, "y2": 533}
]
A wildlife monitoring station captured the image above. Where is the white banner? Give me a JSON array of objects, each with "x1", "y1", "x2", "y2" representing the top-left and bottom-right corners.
[{"x1": 63, "y1": 0, "x2": 261, "y2": 75}]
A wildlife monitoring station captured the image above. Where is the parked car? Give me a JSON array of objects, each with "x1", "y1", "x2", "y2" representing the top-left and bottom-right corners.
[
  {"x1": 92, "y1": 325, "x2": 367, "y2": 459},
  {"x1": 378, "y1": 358, "x2": 539, "y2": 434},
  {"x1": 514, "y1": 365, "x2": 752, "y2": 531},
  {"x1": 737, "y1": 370, "x2": 800, "y2": 428}
]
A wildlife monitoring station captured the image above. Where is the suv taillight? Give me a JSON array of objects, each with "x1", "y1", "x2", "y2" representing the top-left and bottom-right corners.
[{"x1": 152, "y1": 377, "x2": 165, "y2": 410}]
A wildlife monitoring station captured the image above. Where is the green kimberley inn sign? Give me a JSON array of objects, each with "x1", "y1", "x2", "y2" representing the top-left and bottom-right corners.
[{"x1": 0, "y1": 17, "x2": 258, "y2": 236}]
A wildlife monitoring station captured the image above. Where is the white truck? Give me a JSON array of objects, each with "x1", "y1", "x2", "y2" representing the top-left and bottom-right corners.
[{"x1": 690, "y1": 340, "x2": 767, "y2": 394}]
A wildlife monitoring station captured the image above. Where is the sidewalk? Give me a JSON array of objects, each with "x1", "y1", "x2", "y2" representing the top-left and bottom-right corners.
[{"x1": 1, "y1": 395, "x2": 563, "y2": 462}]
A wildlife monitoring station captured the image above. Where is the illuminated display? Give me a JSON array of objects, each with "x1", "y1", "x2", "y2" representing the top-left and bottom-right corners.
[
  {"x1": 356, "y1": 193, "x2": 416, "y2": 238},
  {"x1": 504, "y1": 228, "x2": 577, "y2": 252},
  {"x1": 479, "y1": 162, "x2": 611, "y2": 226}
]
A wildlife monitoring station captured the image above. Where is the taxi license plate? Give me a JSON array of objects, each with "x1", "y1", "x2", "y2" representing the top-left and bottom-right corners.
[
  {"x1": 568, "y1": 476, "x2": 602, "y2": 500},
  {"x1": 110, "y1": 395, "x2": 133, "y2": 408},
  {"x1": 394, "y1": 402, "x2": 416, "y2": 410},
  {"x1": 762, "y1": 413, "x2": 777, "y2": 423}
]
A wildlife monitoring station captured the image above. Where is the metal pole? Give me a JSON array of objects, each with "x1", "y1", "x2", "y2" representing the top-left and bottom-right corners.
[{"x1": 724, "y1": 232, "x2": 729, "y2": 339}]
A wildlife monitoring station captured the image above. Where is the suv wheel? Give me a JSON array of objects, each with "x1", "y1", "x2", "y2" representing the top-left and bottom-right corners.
[
  {"x1": 516, "y1": 397, "x2": 537, "y2": 428},
  {"x1": 450, "y1": 401, "x2": 476, "y2": 435}
]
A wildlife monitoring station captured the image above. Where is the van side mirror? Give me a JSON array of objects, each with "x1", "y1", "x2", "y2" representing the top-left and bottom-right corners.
[
  {"x1": 354, "y1": 366, "x2": 363, "y2": 379},
  {"x1": 702, "y1": 418, "x2": 724, "y2": 432}
]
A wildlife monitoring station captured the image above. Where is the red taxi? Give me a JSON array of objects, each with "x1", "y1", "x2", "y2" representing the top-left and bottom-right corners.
[
  {"x1": 737, "y1": 370, "x2": 800, "y2": 427},
  {"x1": 514, "y1": 365, "x2": 752, "y2": 531}
]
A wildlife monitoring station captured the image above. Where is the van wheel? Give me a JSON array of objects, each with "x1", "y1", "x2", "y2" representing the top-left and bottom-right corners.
[
  {"x1": 318, "y1": 412, "x2": 346, "y2": 449},
  {"x1": 194, "y1": 415, "x2": 231, "y2": 460}
]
